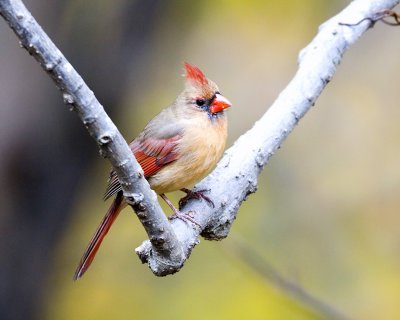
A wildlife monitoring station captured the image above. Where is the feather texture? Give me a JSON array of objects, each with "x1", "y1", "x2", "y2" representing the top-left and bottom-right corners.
[
  {"x1": 184, "y1": 62, "x2": 207, "y2": 86},
  {"x1": 74, "y1": 192, "x2": 124, "y2": 280},
  {"x1": 104, "y1": 132, "x2": 183, "y2": 200}
]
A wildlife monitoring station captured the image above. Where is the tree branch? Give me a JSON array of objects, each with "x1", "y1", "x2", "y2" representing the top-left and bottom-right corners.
[
  {"x1": 135, "y1": 0, "x2": 400, "y2": 272},
  {"x1": 0, "y1": 0, "x2": 185, "y2": 274}
]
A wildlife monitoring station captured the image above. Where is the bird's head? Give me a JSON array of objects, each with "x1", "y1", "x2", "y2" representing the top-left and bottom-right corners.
[{"x1": 183, "y1": 62, "x2": 231, "y2": 118}]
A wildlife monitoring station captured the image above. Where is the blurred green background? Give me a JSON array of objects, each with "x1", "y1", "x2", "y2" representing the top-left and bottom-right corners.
[{"x1": 1, "y1": 0, "x2": 400, "y2": 319}]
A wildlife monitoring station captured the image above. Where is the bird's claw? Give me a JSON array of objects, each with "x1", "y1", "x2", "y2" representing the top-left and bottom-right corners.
[
  {"x1": 179, "y1": 188, "x2": 215, "y2": 209},
  {"x1": 169, "y1": 211, "x2": 202, "y2": 228}
]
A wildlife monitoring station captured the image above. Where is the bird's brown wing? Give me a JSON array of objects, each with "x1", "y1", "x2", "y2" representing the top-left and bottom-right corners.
[{"x1": 103, "y1": 134, "x2": 182, "y2": 200}]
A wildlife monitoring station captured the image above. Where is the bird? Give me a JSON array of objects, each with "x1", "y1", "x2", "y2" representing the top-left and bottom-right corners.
[{"x1": 73, "y1": 62, "x2": 231, "y2": 280}]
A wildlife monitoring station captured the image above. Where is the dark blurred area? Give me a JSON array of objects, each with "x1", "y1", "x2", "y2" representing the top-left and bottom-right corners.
[
  {"x1": 0, "y1": 1, "x2": 194, "y2": 319},
  {"x1": 1, "y1": 1, "x2": 400, "y2": 320}
]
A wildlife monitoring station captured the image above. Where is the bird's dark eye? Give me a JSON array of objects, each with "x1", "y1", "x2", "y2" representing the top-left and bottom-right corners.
[{"x1": 195, "y1": 99, "x2": 205, "y2": 107}]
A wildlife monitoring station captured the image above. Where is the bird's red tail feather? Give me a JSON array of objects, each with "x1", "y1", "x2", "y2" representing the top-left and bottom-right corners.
[{"x1": 74, "y1": 192, "x2": 123, "y2": 280}]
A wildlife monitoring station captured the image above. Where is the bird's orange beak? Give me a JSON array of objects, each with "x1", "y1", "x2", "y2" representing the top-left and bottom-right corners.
[{"x1": 209, "y1": 93, "x2": 232, "y2": 114}]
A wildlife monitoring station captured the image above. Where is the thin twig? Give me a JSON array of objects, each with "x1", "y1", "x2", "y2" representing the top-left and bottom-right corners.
[
  {"x1": 225, "y1": 236, "x2": 352, "y2": 320},
  {"x1": 339, "y1": 9, "x2": 400, "y2": 27}
]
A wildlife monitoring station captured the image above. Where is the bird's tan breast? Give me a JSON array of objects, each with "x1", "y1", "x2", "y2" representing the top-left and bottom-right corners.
[{"x1": 149, "y1": 113, "x2": 227, "y2": 194}]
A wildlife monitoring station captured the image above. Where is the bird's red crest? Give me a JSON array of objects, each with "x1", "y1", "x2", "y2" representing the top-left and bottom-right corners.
[{"x1": 184, "y1": 62, "x2": 208, "y2": 86}]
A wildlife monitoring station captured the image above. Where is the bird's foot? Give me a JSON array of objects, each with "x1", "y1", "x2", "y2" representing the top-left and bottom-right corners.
[
  {"x1": 160, "y1": 193, "x2": 201, "y2": 228},
  {"x1": 179, "y1": 188, "x2": 215, "y2": 209},
  {"x1": 169, "y1": 210, "x2": 202, "y2": 228}
]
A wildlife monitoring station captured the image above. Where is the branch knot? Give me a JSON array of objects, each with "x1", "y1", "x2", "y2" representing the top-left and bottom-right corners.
[{"x1": 97, "y1": 133, "x2": 113, "y2": 145}]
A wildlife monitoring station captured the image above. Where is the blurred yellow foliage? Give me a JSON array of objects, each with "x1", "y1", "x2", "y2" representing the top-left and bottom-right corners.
[{"x1": 6, "y1": 0, "x2": 398, "y2": 319}]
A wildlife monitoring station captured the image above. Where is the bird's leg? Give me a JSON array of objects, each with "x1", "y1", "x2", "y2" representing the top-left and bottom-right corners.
[
  {"x1": 160, "y1": 193, "x2": 201, "y2": 228},
  {"x1": 179, "y1": 188, "x2": 215, "y2": 209}
]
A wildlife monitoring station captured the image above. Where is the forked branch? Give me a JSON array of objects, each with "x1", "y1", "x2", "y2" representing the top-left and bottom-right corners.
[{"x1": 0, "y1": 0, "x2": 399, "y2": 276}]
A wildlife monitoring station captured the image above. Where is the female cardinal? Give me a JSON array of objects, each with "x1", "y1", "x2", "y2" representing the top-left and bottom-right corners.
[{"x1": 74, "y1": 63, "x2": 231, "y2": 280}]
